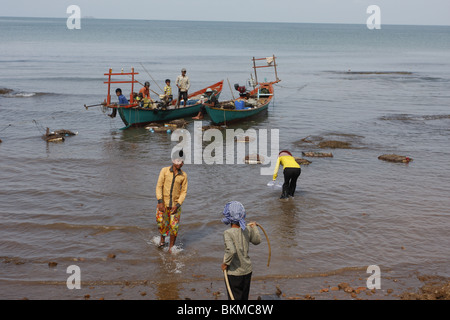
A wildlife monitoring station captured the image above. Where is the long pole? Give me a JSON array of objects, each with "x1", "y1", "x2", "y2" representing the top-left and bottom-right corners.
[
  {"x1": 227, "y1": 78, "x2": 235, "y2": 100},
  {"x1": 129, "y1": 75, "x2": 160, "y2": 96},
  {"x1": 139, "y1": 62, "x2": 164, "y2": 93},
  {"x1": 84, "y1": 103, "x2": 105, "y2": 110},
  {"x1": 252, "y1": 57, "x2": 258, "y2": 85}
]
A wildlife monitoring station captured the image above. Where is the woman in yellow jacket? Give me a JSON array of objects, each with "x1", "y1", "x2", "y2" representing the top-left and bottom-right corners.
[{"x1": 273, "y1": 150, "x2": 301, "y2": 199}]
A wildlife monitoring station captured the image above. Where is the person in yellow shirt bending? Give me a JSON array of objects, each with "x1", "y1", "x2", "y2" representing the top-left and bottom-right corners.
[{"x1": 273, "y1": 150, "x2": 301, "y2": 199}]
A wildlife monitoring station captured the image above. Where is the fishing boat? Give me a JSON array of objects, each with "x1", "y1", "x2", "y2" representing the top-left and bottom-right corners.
[
  {"x1": 102, "y1": 68, "x2": 223, "y2": 129},
  {"x1": 204, "y1": 56, "x2": 280, "y2": 125}
]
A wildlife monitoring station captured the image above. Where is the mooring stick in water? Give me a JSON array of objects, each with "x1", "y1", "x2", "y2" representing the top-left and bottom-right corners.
[
  {"x1": 223, "y1": 269, "x2": 235, "y2": 300},
  {"x1": 256, "y1": 223, "x2": 271, "y2": 267},
  {"x1": 84, "y1": 103, "x2": 105, "y2": 110}
]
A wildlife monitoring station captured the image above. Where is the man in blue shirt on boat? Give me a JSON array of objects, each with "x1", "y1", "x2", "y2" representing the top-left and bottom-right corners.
[{"x1": 109, "y1": 88, "x2": 129, "y2": 118}]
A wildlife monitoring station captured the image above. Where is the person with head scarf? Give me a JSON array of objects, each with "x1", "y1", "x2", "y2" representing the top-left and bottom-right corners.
[
  {"x1": 221, "y1": 201, "x2": 261, "y2": 300},
  {"x1": 273, "y1": 150, "x2": 301, "y2": 199},
  {"x1": 155, "y1": 153, "x2": 188, "y2": 253}
]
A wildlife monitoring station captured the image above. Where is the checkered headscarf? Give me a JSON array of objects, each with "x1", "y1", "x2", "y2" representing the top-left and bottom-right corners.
[{"x1": 221, "y1": 201, "x2": 246, "y2": 230}]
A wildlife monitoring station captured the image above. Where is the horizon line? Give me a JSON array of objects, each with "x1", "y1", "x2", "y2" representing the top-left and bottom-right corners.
[{"x1": 1, "y1": 15, "x2": 449, "y2": 27}]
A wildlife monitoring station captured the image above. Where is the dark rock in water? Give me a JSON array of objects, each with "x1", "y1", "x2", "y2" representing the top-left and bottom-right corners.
[
  {"x1": 302, "y1": 152, "x2": 333, "y2": 158},
  {"x1": 294, "y1": 157, "x2": 311, "y2": 165},
  {"x1": 378, "y1": 154, "x2": 413, "y2": 163},
  {"x1": 318, "y1": 140, "x2": 351, "y2": 149},
  {"x1": 53, "y1": 129, "x2": 77, "y2": 136},
  {"x1": 0, "y1": 88, "x2": 14, "y2": 95}
]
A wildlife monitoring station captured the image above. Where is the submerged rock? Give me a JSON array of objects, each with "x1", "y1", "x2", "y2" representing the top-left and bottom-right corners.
[
  {"x1": 294, "y1": 157, "x2": 311, "y2": 165},
  {"x1": 302, "y1": 152, "x2": 333, "y2": 158},
  {"x1": 318, "y1": 140, "x2": 351, "y2": 149},
  {"x1": 378, "y1": 154, "x2": 413, "y2": 163},
  {"x1": 0, "y1": 88, "x2": 13, "y2": 95}
]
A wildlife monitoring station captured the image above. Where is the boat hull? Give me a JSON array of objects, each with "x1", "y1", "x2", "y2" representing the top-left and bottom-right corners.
[
  {"x1": 206, "y1": 101, "x2": 270, "y2": 125},
  {"x1": 205, "y1": 82, "x2": 274, "y2": 125},
  {"x1": 118, "y1": 104, "x2": 202, "y2": 127},
  {"x1": 110, "y1": 80, "x2": 223, "y2": 128}
]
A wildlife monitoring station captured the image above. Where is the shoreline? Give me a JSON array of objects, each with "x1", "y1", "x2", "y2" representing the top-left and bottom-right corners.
[{"x1": 2, "y1": 271, "x2": 448, "y2": 300}]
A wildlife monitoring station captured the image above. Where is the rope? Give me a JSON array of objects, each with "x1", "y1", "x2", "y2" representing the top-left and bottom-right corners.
[
  {"x1": 274, "y1": 83, "x2": 307, "y2": 91},
  {"x1": 0, "y1": 124, "x2": 12, "y2": 132},
  {"x1": 256, "y1": 223, "x2": 271, "y2": 267},
  {"x1": 32, "y1": 119, "x2": 47, "y2": 134}
]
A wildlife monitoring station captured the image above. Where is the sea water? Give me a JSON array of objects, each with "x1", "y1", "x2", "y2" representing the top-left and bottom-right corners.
[{"x1": 0, "y1": 17, "x2": 450, "y2": 299}]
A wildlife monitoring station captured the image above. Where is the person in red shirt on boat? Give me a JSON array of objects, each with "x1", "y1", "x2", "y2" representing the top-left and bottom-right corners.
[
  {"x1": 139, "y1": 81, "x2": 152, "y2": 100},
  {"x1": 234, "y1": 83, "x2": 249, "y2": 98}
]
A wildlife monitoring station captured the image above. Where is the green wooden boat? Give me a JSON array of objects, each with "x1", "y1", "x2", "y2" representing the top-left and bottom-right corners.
[
  {"x1": 104, "y1": 71, "x2": 223, "y2": 129},
  {"x1": 205, "y1": 82, "x2": 276, "y2": 125},
  {"x1": 205, "y1": 55, "x2": 280, "y2": 125}
]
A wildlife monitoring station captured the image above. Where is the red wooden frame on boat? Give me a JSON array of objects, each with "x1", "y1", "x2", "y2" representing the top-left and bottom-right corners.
[
  {"x1": 104, "y1": 68, "x2": 139, "y2": 107},
  {"x1": 252, "y1": 55, "x2": 281, "y2": 85}
]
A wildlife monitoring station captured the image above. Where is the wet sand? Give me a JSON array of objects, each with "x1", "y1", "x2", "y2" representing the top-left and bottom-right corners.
[{"x1": 3, "y1": 264, "x2": 448, "y2": 300}]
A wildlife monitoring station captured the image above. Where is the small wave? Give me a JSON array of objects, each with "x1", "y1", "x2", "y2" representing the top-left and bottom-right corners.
[
  {"x1": 326, "y1": 71, "x2": 413, "y2": 75},
  {"x1": 379, "y1": 114, "x2": 450, "y2": 121},
  {"x1": 29, "y1": 76, "x2": 106, "y2": 82}
]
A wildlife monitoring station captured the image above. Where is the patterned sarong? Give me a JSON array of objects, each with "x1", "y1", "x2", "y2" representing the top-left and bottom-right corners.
[{"x1": 156, "y1": 207, "x2": 181, "y2": 237}]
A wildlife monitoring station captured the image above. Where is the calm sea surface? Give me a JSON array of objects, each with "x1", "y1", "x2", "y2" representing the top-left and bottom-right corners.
[{"x1": 1, "y1": 17, "x2": 450, "y2": 300}]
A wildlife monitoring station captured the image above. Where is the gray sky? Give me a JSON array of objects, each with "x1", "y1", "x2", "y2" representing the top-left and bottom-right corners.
[{"x1": 1, "y1": 0, "x2": 449, "y2": 25}]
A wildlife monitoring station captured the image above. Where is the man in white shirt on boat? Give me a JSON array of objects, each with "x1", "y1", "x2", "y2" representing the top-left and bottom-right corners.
[{"x1": 176, "y1": 68, "x2": 190, "y2": 108}]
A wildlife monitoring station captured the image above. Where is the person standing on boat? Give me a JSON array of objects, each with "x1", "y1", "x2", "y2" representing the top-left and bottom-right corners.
[
  {"x1": 176, "y1": 68, "x2": 190, "y2": 108},
  {"x1": 109, "y1": 88, "x2": 129, "y2": 118},
  {"x1": 221, "y1": 201, "x2": 261, "y2": 300},
  {"x1": 155, "y1": 156, "x2": 188, "y2": 253},
  {"x1": 273, "y1": 150, "x2": 301, "y2": 199}
]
